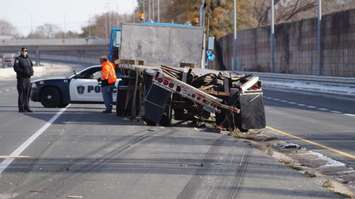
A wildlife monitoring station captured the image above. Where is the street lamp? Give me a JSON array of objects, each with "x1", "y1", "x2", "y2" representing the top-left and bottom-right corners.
[
  {"x1": 271, "y1": 0, "x2": 276, "y2": 73},
  {"x1": 315, "y1": 0, "x2": 322, "y2": 75},
  {"x1": 148, "y1": 0, "x2": 151, "y2": 21},
  {"x1": 233, "y1": 0, "x2": 239, "y2": 71},
  {"x1": 152, "y1": 0, "x2": 155, "y2": 21},
  {"x1": 157, "y1": 0, "x2": 160, "y2": 22}
]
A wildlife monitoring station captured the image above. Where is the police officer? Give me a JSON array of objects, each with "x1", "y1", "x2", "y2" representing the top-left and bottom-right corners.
[
  {"x1": 13, "y1": 47, "x2": 34, "y2": 112},
  {"x1": 98, "y1": 56, "x2": 117, "y2": 113}
]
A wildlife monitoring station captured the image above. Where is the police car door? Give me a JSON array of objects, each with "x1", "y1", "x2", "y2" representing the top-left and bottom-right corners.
[{"x1": 69, "y1": 67, "x2": 103, "y2": 102}]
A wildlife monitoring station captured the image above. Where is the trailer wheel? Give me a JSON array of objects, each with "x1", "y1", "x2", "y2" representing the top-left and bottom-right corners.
[
  {"x1": 143, "y1": 117, "x2": 157, "y2": 126},
  {"x1": 159, "y1": 105, "x2": 172, "y2": 126},
  {"x1": 236, "y1": 113, "x2": 248, "y2": 132}
]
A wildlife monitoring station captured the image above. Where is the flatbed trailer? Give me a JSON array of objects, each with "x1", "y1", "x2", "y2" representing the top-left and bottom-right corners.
[{"x1": 115, "y1": 63, "x2": 266, "y2": 132}]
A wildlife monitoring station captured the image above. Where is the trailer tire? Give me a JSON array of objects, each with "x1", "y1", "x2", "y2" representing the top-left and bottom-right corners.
[
  {"x1": 143, "y1": 117, "x2": 157, "y2": 126},
  {"x1": 159, "y1": 104, "x2": 172, "y2": 126}
]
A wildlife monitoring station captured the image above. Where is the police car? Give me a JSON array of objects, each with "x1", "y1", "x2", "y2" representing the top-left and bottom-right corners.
[{"x1": 31, "y1": 65, "x2": 120, "y2": 108}]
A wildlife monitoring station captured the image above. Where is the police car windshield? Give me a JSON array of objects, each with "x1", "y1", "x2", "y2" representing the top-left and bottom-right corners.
[{"x1": 69, "y1": 65, "x2": 101, "y2": 79}]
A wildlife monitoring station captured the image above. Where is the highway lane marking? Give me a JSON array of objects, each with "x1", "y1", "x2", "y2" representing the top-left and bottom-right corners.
[
  {"x1": 267, "y1": 126, "x2": 355, "y2": 160},
  {"x1": 318, "y1": 108, "x2": 329, "y2": 111},
  {"x1": 264, "y1": 96, "x2": 355, "y2": 117},
  {"x1": 0, "y1": 105, "x2": 70, "y2": 175},
  {"x1": 331, "y1": 110, "x2": 342, "y2": 114},
  {"x1": 0, "y1": 156, "x2": 32, "y2": 159}
]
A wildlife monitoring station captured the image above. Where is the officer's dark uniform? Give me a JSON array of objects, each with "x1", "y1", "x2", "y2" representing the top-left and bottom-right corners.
[{"x1": 13, "y1": 55, "x2": 34, "y2": 112}]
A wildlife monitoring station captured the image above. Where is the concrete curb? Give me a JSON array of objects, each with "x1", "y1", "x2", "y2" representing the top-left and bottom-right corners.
[{"x1": 233, "y1": 129, "x2": 355, "y2": 198}]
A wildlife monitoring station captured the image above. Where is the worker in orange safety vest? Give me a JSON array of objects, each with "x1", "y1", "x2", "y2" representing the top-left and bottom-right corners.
[{"x1": 98, "y1": 56, "x2": 117, "y2": 113}]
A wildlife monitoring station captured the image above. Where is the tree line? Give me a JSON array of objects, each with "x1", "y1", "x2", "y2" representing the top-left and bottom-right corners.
[
  {"x1": 1, "y1": 0, "x2": 354, "y2": 39},
  {"x1": 143, "y1": 0, "x2": 355, "y2": 38}
]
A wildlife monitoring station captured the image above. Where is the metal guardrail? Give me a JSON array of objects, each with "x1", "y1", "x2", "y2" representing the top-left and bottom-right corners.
[{"x1": 250, "y1": 72, "x2": 355, "y2": 88}]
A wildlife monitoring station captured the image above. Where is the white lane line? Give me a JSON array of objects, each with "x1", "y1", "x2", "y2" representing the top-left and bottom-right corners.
[
  {"x1": 330, "y1": 110, "x2": 342, "y2": 114},
  {"x1": 344, "y1": 113, "x2": 355, "y2": 117},
  {"x1": 264, "y1": 96, "x2": 347, "y2": 116},
  {"x1": 318, "y1": 108, "x2": 329, "y2": 111},
  {"x1": 0, "y1": 105, "x2": 70, "y2": 175}
]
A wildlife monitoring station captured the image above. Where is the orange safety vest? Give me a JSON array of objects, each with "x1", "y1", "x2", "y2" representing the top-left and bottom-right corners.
[{"x1": 101, "y1": 61, "x2": 117, "y2": 85}]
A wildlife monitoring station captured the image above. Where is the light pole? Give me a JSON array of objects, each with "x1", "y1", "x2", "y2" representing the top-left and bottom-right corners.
[
  {"x1": 200, "y1": 0, "x2": 206, "y2": 69},
  {"x1": 233, "y1": 0, "x2": 237, "y2": 40},
  {"x1": 200, "y1": 0, "x2": 206, "y2": 27},
  {"x1": 315, "y1": 0, "x2": 322, "y2": 75},
  {"x1": 152, "y1": 0, "x2": 155, "y2": 21},
  {"x1": 233, "y1": 0, "x2": 238, "y2": 71},
  {"x1": 271, "y1": 0, "x2": 276, "y2": 73},
  {"x1": 142, "y1": 0, "x2": 145, "y2": 22},
  {"x1": 148, "y1": 0, "x2": 151, "y2": 21},
  {"x1": 157, "y1": 0, "x2": 160, "y2": 22}
]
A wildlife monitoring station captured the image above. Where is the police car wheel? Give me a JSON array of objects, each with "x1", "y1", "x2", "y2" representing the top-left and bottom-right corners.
[{"x1": 40, "y1": 87, "x2": 61, "y2": 108}]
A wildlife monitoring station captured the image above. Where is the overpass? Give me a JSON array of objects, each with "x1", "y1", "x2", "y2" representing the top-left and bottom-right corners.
[{"x1": 0, "y1": 39, "x2": 108, "y2": 65}]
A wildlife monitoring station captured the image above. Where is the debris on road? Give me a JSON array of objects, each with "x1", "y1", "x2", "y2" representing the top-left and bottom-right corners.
[
  {"x1": 238, "y1": 128, "x2": 355, "y2": 198},
  {"x1": 273, "y1": 142, "x2": 302, "y2": 151}
]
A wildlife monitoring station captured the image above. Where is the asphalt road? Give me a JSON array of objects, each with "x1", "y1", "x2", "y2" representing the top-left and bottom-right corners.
[
  {"x1": 264, "y1": 88, "x2": 355, "y2": 168},
  {"x1": 0, "y1": 68, "x2": 341, "y2": 198}
]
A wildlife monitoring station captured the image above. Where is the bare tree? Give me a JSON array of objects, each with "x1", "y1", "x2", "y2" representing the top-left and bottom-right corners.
[
  {"x1": 250, "y1": 0, "x2": 316, "y2": 27},
  {"x1": 80, "y1": 12, "x2": 134, "y2": 39},
  {"x1": 28, "y1": 24, "x2": 61, "y2": 38},
  {"x1": 250, "y1": 0, "x2": 350, "y2": 27},
  {"x1": 0, "y1": 19, "x2": 18, "y2": 36}
]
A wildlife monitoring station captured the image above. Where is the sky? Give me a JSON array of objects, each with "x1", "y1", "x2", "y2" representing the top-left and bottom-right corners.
[{"x1": 0, "y1": 0, "x2": 138, "y2": 36}]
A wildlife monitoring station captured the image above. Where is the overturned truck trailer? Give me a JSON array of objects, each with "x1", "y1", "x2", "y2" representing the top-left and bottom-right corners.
[
  {"x1": 114, "y1": 23, "x2": 265, "y2": 131},
  {"x1": 116, "y1": 65, "x2": 266, "y2": 131}
]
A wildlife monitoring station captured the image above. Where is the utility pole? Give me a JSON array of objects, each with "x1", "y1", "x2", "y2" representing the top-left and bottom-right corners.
[
  {"x1": 200, "y1": 0, "x2": 206, "y2": 27},
  {"x1": 142, "y1": 0, "x2": 145, "y2": 22},
  {"x1": 157, "y1": 0, "x2": 160, "y2": 22},
  {"x1": 315, "y1": 0, "x2": 322, "y2": 75},
  {"x1": 270, "y1": 0, "x2": 276, "y2": 73},
  {"x1": 200, "y1": 0, "x2": 206, "y2": 69},
  {"x1": 152, "y1": 0, "x2": 155, "y2": 21},
  {"x1": 148, "y1": 0, "x2": 152, "y2": 21},
  {"x1": 233, "y1": 0, "x2": 237, "y2": 40},
  {"x1": 233, "y1": 0, "x2": 238, "y2": 71}
]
